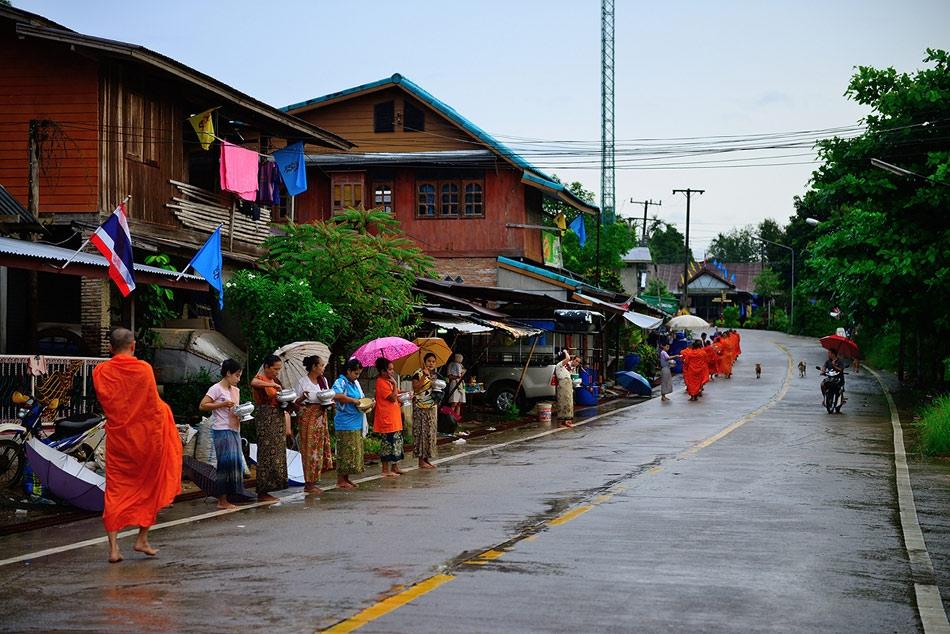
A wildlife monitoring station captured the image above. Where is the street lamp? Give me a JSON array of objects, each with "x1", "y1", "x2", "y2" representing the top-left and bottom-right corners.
[
  {"x1": 805, "y1": 217, "x2": 820, "y2": 227},
  {"x1": 754, "y1": 235, "x2": 795, "y2": 334},
  {"x1": 871, "y1": 158, "x2": 950, "y2": 188}
]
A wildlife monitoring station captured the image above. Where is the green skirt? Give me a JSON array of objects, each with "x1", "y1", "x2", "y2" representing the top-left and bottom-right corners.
[{"x1": 335, "y1": 430, "x2": 364, "y2": 476}]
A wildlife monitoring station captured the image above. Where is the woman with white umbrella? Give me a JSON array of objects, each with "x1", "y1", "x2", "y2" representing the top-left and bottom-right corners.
[{"x1": 294, "y1": 355, "x2": 333, "y2": 494}]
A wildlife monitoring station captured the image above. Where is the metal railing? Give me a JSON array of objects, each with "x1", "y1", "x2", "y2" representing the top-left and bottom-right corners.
[{"x1": 0, "y1": 355, "x2": 106, "y2": 423}]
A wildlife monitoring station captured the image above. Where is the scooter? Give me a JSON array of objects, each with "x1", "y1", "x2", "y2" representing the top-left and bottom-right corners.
[
  {"x1": 0, "y1": 392, "x2": 104, "y2": 488},
  {"x1": 816, "y1": 366, "x2": 846, "y2": 414}
]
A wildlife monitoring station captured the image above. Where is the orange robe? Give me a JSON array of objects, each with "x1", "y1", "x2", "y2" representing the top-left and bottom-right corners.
[
  {"x1": 720, "y1": 338, "x2": 736, "y2": 376},
  {"x1": 93, "y1": 354, "x2": 182, "y2": 532},
  {"x1": 704, "y1": 344, "x2": 719, "y2": 376},
  {"x1": 682, "y1": 348, "x2": 707, "y2": 397}
]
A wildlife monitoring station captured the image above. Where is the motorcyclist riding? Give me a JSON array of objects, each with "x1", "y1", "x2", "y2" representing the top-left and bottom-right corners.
[{"x1": 819, "y1": 350, "x2": 846, "y2": 411}]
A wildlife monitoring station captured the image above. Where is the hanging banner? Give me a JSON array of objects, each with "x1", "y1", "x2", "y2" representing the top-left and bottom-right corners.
[{"x1": 542, "y1": 232, "x2": 563, "y2": 268}]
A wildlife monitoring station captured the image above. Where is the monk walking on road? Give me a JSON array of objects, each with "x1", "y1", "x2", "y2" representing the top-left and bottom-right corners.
[
  {"x1": 93, "y1": 328, "x2": 182, "y2": 563},
  {"x1": 682, "y1": 340, "x2": 708, "y2": 401}
]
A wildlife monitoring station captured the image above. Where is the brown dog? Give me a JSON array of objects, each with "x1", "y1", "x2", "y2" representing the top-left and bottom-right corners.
[
  {"x1": 798, "y1": 361, "x2": 807, "y2": 378},
  {"x1": 755, "y1": 363, "x2": 762, "y2": 379}
]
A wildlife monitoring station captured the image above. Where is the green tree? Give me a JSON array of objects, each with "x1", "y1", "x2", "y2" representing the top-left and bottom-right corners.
[
  {"x1": 707, "y1": 226, "x2": 759, "y2": 262},
  {"x1": 260, "y1": 208, "x2": 434, "y2": 356},
  {"x1": 647, "y1": 221, "x2": 689, "y2": 264},
  {"x1": 543, "y1": 176, "x2": 635, "y2": 291},
  {"x1": 225, "y1": 271, "x2": 340, "y2": 368},
  {"x1": 793, "y1": 49, "x2": 950, "y2": 383}
]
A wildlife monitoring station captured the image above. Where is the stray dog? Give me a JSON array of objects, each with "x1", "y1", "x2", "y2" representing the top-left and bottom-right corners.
[
  {"x1": 798, "y1": 361, "x2": 807, "y2": 378},
  {"x1": 755, "y1": 363, "x2": 762, "y2": 379}
]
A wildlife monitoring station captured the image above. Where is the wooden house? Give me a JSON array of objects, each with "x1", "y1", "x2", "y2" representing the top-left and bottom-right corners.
[
  {"x1": 0, "y1": 6, "x2": 350, "y2": 354},
  {"x1": 283, "y1": 74, "x2": 598, "y2": 286}
]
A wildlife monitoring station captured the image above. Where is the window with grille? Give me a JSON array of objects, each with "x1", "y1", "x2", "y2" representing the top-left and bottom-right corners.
[
  {"x1": 417, "y1": 183, "x2": 436, "y2": 217},
  {"x1": 463, "y1": 181, "x2": 484, "y2": 217},
  {"x1": 373, "y1": 182, "x2": 393, "y2": 213},
  {"x1": 440, "y1": 182, "x2": 459, "y2": 217}
]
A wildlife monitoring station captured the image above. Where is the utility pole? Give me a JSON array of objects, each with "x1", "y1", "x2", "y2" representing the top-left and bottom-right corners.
[
  {"x1": 672, "y1": 188, "x2": 704, "y2": 311},
  {"x1": 596, "y1": 0, "x2": 615, "y2": 286},
  {"x1": 629, "y1": 198, "x2": 662, "y2": 245}
]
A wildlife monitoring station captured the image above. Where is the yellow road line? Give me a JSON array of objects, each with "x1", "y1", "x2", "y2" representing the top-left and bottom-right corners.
[
  {"x1": 464, "y1": 549, "x2": 507, "y2": 565},
  {"x1": 322, "y1": 573, "x2": 455, "y2": 633},
  {"x1": 547, "y1": 504, "x2": 592, "y2": 526}
]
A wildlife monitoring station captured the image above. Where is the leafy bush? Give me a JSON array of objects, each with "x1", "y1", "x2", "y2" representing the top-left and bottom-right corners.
[
  {"x1": 769, "y1": 308, "x2": 790, "y2": 332},
  {"x1": 162, "y1": 368, "x2": 215, "y2": 426},
  {"x1": 634, "y1": 342, "x2": 659, "y2": 379},
  {"x1": 915, "y1": 394, "x2": 950, "y2": 456},
  {"x1": 722, "y1": 306, "x2": 740, "y2": 328},
  {"x1": 226, "y1": 270, "x2": 340, "y2": 368},
  {"x1": 857, "y1": 325, "x2": 900, "y2": 373}
]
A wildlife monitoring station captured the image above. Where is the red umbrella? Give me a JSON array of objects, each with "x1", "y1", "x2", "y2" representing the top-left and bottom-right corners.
[{"x1": 820, "y1": 335, "x2": 860, "y2": 358}]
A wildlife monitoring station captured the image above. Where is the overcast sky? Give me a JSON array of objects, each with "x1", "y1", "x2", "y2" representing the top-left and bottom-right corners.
[{"x1": 18, "y1": 0, "x2": 950, "y2": 254}]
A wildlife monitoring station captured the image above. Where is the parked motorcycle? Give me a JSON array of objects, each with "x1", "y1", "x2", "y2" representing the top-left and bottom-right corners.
[
  {"x1": 0, "y1": 392, "x2": 104, "y2": 488},
  {"x1": 816, "y1": 366, "x2": 846, "y2": 414}
]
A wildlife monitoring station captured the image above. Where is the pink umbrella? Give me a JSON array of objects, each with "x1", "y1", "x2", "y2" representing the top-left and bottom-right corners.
[{"x1": 350, "y1": 337, "x2": 419, "y2": 366}]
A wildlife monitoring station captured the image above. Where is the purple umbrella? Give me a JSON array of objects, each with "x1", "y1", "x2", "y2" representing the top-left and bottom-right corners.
[
  {"x1": 25, "y1": 437, "x2": 105, "y2": 512},
  {"x1": 350, "y1": 336, "x2": 419, "y2": 366}
]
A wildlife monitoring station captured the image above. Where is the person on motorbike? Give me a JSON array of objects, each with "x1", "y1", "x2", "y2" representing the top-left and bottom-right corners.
[{"x1": 820, "y1": 350, "x2": 845, "y2": 400}]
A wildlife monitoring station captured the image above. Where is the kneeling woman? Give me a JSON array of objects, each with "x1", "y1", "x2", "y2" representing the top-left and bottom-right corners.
[
  {"x1": 332, "y1": 358, "x2": 366, "y2": 489},
  {"x1": 199, "y1": 358, "x2": 248, "y2": 509},
  {"x1": 374, "y1": 357, "x2": 406, "y2": 477}
]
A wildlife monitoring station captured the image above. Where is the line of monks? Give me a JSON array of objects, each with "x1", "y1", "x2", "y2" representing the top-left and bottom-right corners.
[{"x1": 680, "y1": 330, "x2": 742, "y2": 401}]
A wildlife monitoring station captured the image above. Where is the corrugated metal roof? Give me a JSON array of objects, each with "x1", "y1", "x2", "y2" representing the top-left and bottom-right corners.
[
  {"x1": 305, "y1": 149, "x2": 496, "y2": 167},
  {"x1": 284, "y1": 74, "x2": 598, "y2": 215},
  {"x1": 0, "y1": 185, "x2": 37, "y2": 224},
  {"x1": 0, "y1": 236, "x2": 204, "y2": 281},
  {"x1": 621, "y1": 246, "x2": 652, "y2": 263}
]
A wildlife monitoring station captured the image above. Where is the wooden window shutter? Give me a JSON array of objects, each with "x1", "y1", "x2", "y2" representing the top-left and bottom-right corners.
[
  {"x1": 404, "y1": 101, "x2": 425, "y2": 132},
  {"x1": 374, "y1": 100, "x2": 395, "y2": 133}
]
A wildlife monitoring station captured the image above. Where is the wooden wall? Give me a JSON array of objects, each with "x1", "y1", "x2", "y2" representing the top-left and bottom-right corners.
[
  {"x1": 0, "y1": 21, "x2": 99, "y2": 213},
  {"x1": 98, "y1": 66, "x2": 187, "y2": 226},
  {"x1": 293, "y1": 87, "x2": 475, "y2": 154}
]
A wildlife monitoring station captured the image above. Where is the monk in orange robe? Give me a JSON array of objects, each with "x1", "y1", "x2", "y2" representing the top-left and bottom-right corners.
[
  {"x1": 93, "y1": 328, "x2": 182, "y2": 563},
  {"x1": 682, "y1": 340, "x2": 708, "y2": 400},
  {"x1": 716, "y1": 335, "x2": 734, "y2": 378},
  {"x1": 704, "y1": 340, "x2": 719, "y2": 378}
]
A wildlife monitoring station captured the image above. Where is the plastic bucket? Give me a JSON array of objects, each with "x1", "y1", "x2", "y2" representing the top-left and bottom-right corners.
[{"x1": 537, "y1": 402, "x2": 553, "y2": 423}]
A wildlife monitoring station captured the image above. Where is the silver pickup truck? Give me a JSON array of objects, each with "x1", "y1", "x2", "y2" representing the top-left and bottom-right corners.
[{"x1": 477, "y1": 359, "x2": 557, "y2": 413}]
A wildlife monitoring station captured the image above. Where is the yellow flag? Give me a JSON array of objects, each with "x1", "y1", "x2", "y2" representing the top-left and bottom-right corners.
[
  {"x1": 188, "y1": 108, "x2": 216, "y2": 150},
  {"x1": 554, "y1": 213, "x2": 567, "y2": 232}
]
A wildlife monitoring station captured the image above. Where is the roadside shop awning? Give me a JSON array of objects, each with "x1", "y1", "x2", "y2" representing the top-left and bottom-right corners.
[
  {"x1": 623, "y1": 311, "x2": 664, "y2": 330},
  {"x1": 483, "y1": 320, "x2": 543, "y2": 338},
  {"x1": 428, "y1": 318, "x2": 493, "y2": 334}
]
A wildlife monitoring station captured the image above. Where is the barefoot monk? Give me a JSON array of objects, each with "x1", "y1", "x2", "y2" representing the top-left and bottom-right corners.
[{"x1": 93, "y1": 328, "x2": 182, "y2": 563}]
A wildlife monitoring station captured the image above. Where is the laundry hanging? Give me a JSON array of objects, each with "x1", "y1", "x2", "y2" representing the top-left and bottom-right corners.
[
  {"x1": 273, "y1": 142, "x2": 307, "y2": 196},
  {"x1": 219, "y1": 141, "x2": 259, "y2": 201},
  {"x1": 257, "y1": 161, "x2": 282, "y2": 207}
]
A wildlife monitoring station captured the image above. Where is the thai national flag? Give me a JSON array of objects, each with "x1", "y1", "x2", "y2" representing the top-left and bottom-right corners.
[{"x1": 89, "y1": 203, "x2": 136, "y2": 297}]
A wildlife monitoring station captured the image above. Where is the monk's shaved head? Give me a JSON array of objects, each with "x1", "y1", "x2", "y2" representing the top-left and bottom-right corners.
[{"x1": 109, "y1": 328, "x2": 135, "y2": 354}]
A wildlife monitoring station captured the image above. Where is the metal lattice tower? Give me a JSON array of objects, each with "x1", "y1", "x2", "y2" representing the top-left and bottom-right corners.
[{"x1": 600, "y1": 0, "x2": 615, "y2": 224}]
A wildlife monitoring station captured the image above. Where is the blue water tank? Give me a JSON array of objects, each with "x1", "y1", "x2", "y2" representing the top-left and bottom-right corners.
[{"x1": 575, "y1": 385, "x2": 599, "y2": 406}]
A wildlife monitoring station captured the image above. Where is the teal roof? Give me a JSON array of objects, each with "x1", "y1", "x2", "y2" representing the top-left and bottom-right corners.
[{"x1": 283, "y1": 74, "x2": 598, "y2": 215}]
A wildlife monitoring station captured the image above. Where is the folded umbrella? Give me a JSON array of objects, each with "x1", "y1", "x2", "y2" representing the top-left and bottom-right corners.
[
  {"x1": 392, "y1": 337, "x2": 452, "y2": 375},
  {"x1": 614, "y1": 371, "x2": 653, "y2": 396},
  {"x1": 350, "y1": 337, "x2": 419, "y2": 366},
  {"x1": 24, "y1": 437, "x2": 105, "y2": 512}
]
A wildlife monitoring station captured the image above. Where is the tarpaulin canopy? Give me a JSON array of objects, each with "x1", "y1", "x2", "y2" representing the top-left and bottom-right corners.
[{"x1": 623, "y1": 311, "x2": 663, "y2": 330}]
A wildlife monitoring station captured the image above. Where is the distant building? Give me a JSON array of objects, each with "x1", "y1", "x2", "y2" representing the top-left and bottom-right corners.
[
  {"x1": 644, "y1": 261, "x2": 764, "y2": 322},
  {"x1": 619, "y1": 246, "x2": 653, "y2": 296}
]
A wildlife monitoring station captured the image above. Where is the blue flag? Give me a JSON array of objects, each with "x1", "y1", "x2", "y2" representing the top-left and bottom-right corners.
[
  {"x1": 187, "y1": 227, "x2": 224, "y2": 309},
  {"x1": 273, "y1": 142, "x2": 307, "y2": 196},
  {"x1": 568, "y1": 214, "x2": 587, "y2": 247}
]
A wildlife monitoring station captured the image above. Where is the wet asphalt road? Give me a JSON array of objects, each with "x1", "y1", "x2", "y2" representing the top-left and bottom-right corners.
[{"x1": 0, "y1": 330, "x2": 943, "y2": 633}]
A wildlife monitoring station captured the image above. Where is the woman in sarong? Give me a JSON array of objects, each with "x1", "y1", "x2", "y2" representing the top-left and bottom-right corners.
[
  {"x1": 332, "y1": 358, "x2": 366, "y2": 489},
  {"x1": 659, "y1": 342, "x2": 676, "y2": 402},
  {"x1": 199, "y1": 358, "x2": 249, "y2": 509},
  {"x1": 251, "y1": 355, "x2": 289, "y2": 502},
  {"x1": 554, "y1": 351, "x2": 575, "y2": 426},
  {"x1": 295, "y1": 355, "x2": 333, "y2": 494},
  {"x1": 411, "y1": 353, "x2": 440, "y2": 469},
  {"x1": 374, "y1": 357, "x2": 406, "y2": 478}
]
